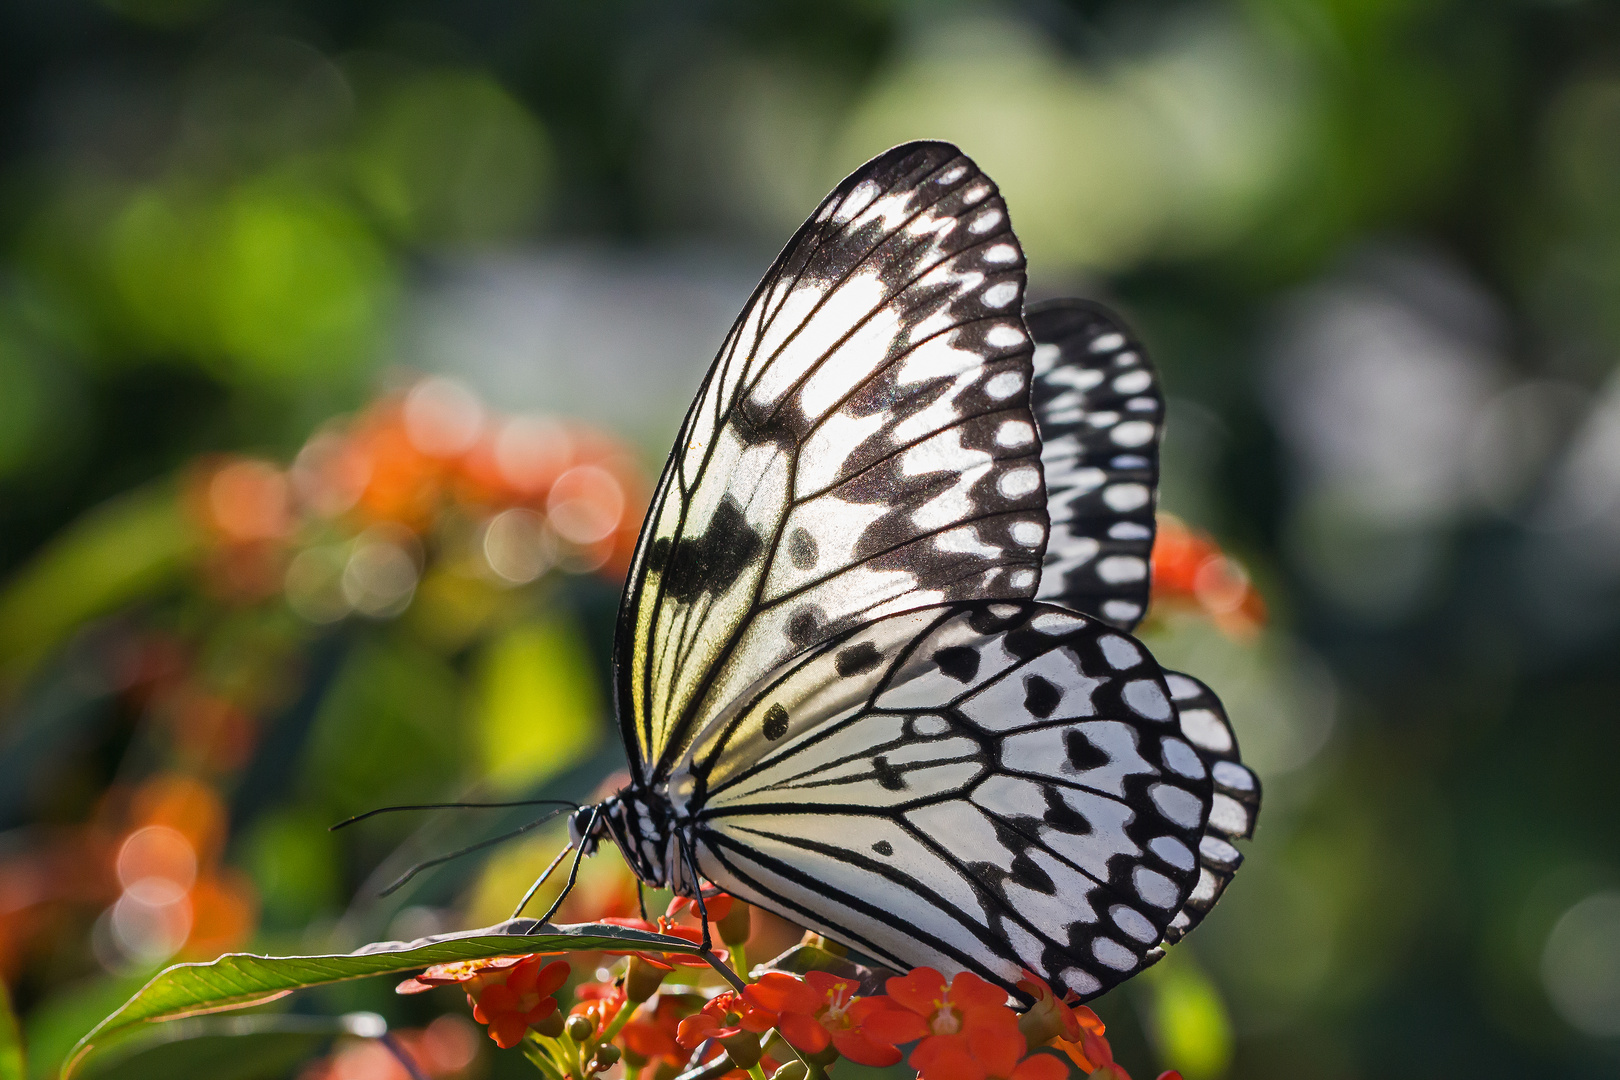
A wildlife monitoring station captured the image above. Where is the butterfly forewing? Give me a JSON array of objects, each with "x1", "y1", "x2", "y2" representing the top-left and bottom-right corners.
[
  {"x1": 1028, "y1": 300, "x2": 1162, "y2": 630},
  {"x1": 617, "y1": 142, "x2": 1049, "y2": 783},
  {"x1": 673, "y1": 600, "x2": 1212, "y2": 1000}
]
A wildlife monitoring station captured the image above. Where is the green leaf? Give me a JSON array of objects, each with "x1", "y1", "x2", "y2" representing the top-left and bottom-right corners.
[
  {"x1": 0, "y1": 979, "x2": 24, "y2": 1080},
  {"x1": 63, "y1": 920, "x2": 701, "y2": 1079},
  {"x1": 0, "y1": 484, "x2": 195, "y2": 693}
]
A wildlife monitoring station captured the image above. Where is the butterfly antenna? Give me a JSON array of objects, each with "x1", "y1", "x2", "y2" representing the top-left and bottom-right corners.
[
  {"x1": 510, "y1": 841, "x2": 575, "y2": 920},
  {"x1": 377, "y1": 808, "x2": 569, "y2": 897},
  {"x1": 533, "y1": 805, "x2": 598, "y2": 925},
  {"x1": 330, "y1": 798, "x2": 579, "y2": 831}
]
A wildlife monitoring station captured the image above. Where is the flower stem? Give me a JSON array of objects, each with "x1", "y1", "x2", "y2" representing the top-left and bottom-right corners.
[
  {"x1": 520, "y1": 1036, "x2": 567, "y2": 1080},
  {"x1": 598, "y1": 1000, "x2": 636, "y2": 1045},
  {"x1": 730, "y1": 942, "x2": 750, "y2": 983},
  {"x1": 556, "y1": 1030, "x2": 586, "y2": 1080},
  {"x1": 746, "y1": 1065, "x2": 769, "y2": 1080}
]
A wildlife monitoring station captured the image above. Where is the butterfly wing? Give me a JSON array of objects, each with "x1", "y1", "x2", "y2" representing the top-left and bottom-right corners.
[
  {"x1": 1027, "y1": 300, "x2": 1162, "y2": 630},
  {"x1": 671, "y1": 599, "x2": 1222, "y2": 1000},
  {"x1": 616, "y1": 142, "x2": 1049, "y2": 784},
  {"x1": 1161, "y1": 670, "x2": 1260, "y2": 943}
]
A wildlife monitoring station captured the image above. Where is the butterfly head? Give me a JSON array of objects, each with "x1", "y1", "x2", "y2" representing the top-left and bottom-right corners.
[{"x1": 582, "y1": 786, "x2": 677, "y2": 890}]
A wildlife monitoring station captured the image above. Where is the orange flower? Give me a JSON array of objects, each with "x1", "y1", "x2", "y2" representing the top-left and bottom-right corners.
[
  {"x1": 674, "y1": 990, "x2": 777, "y2": 1048},
  {"x1": 1016, "y1": 970, "x2": 1108, "y2": 1070},
  {"x1": 1150, "y1": 515, "x2": 1266, "y2": 637},
  {"x1": 397, "y1": 954, "x2": 569, "y2": 1049},
  {"x1": 745, "y1": 970, "x2": 925, "y2": 1067},
  {"x1": 887, "y1": 967, "x2": 1056, "y2": 1080},
  {"x1": 570, "y1": 979, "x2": 628, "y2": 1031},
  {"x1": 618, "y1": 995, "x2": 689, "y2": 1068},
  {"x1": 666, "y1": 891, "x2": 735, "y2": 924}
]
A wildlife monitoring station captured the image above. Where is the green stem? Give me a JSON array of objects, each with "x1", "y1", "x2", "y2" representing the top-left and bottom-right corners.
[
  {"x1": 730, "y1": 942, "x2": 750, "y2": 983},
  {"x1": 520, "y1": 1036, "x2": 567, "y2": 1080},
  {"x1": 598, "y1": 1000, "x2": 637, "y2": 1045},
  {"x1": 556, "y1": 1030, "x2": 586, "y2": 1080},
  {"x1": 746, "y1": 1064, "x2": 769, "y2": 1080}
]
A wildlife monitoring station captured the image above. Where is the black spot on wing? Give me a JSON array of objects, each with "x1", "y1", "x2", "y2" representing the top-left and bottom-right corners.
[
  {"x1": 933, "y1": 645, "x2": 981, "y2": 683},
  {"x1": 1023, "y1": 674, "x2": 1062, "y2": 718},
  {"x1": 1065, "y1": 729, "x2": 1111, "y2": 771},
  {"x1": 788, "y1": 527, "x2": 818, "y2": 569},
  {"x1": 835, "y1": 642, "x2": 883, "y2": 677},
  {"x1": 872, "y1": 840, "x2": 894, "y2": 856},
  {"x1": 662, "y1": 498, "x2": 764, "y2": 604},
  {"x1": 872, "y1": 755, "x2": 906, "y2": 791},
  {"x1": 786, "y1": 607, "x2": 826, "y2": 648},
  {"x1": 763, "y1": 704, "x2": 789, "y2": 741}
]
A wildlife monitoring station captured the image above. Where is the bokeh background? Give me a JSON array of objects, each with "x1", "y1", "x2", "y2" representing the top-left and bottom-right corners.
[{"x1": 2, "y1": 1, "x2": 1619, "y2": 1078}]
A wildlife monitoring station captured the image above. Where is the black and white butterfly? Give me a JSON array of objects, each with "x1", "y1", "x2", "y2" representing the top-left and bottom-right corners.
[{"x1": 550, "y1": 141, "x2": 1258, "y2": 1002}]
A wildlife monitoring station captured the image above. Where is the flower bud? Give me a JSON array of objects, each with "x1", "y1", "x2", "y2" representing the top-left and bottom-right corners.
[
  {"x1": 588, "y1": 1043, "x2": 622, "y2": 1072},
  {"x1": 804, "y1": 1042, "x2": 840, "y2": 1068},
  {"x1": 717, "y1": 898, "x2": 752, "y2": 947},
  {"x1": 626, "y1": 953, "x2": 670, "y2": 1002},
  {"x1": 565, "y1": 1013, "x2": 595, "y2": 1042},
  {"x1": 770, "y1": 1063, "x2": 809, "y2": 1080},
  {"x1": 533, "y1": 1008, "x2": 566, "y2": 1038},
  {"x1": 719, "y1": 1030, "x2": 763, "y2": 1069},
  {"x1": 1018, "y1": 992, "x2": 1071, "y2": 1047}
]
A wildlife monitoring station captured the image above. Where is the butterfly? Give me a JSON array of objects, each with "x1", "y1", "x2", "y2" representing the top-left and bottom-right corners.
[{"x1": 544, "y1": 140, "x2": 1259, "y2": 1003}]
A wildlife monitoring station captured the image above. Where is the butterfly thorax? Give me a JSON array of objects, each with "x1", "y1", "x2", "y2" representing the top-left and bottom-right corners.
[{"x1": 581, "y1": 787, "x2": 681, "y2": 891}]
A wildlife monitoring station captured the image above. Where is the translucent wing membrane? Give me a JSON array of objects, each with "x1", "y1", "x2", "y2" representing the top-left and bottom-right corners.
[
  {"x1": 1161, "y1": 671, "x2": 1260, "y2": 943},
  {"x1": 674, "y1": 599, "x2": 1216, "y2": 1000},
  {"x1": 616, "y1": 142, "x2": 1049, "y2": 782},
  {"x1": 1027, "y1": 300, "x2": 1162, "y2": 630}
]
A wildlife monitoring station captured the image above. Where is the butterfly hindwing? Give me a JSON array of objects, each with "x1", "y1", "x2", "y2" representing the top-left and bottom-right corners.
[
  {"x1": 1028, "y1": 300, "x2": 1162, "y2": 630},
  {"x1": 672, "y1": 599, "x2": 1213, "y2": 1000},
  {"x1": 1161, "y1": 670, "x2": 1260, "y2": 943},
  {"x1": 616, "y1": 142, "x2": 1049, "y2": 783}
]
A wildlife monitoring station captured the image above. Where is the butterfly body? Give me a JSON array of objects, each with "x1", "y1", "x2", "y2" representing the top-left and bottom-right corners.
[{"x1": 560, "y1": 140, "x2": 1258, "y2": 1002}]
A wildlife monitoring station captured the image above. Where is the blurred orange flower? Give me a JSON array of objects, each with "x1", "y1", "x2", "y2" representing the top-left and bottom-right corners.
[{"x1": 1151, "y1": 514, "x2": 1266, "y2": 637}]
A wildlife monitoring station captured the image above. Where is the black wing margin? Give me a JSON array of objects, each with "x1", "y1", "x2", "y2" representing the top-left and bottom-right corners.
[
  {"x1": 1161, "y1": 670, "x2": 1260, "y2": 942},
  {"x1": 1027, "y1": 300, "x2": 1162, "y2": 630}
]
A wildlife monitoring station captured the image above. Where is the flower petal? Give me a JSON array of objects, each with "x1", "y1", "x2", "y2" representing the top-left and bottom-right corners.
[
  {"x1": 777, "y1": 1011, "x2": 831, "y2": 1055},
  {"x1": 912, "y1": 1035, "x2": 987, "y2": 1080},
  {"x1": 746, "y1": 972, "x2": 822, "y2": 1014},
  {"x1": 1010, "y1": 1052, "x2": 1072, "y2": 1080},
  {"x1": 831, "y1": 1027, "x2": 903, "y2": 1067},
  {"x1": 949, "y1": 971, "x2": 1009, "y2": 1012},
  {"x1": 886, "y1": 968, "x2": 948, "y2": 1016}
]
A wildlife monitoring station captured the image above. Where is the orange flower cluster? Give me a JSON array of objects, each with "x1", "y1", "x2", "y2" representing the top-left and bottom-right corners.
[
  {"x1": 400, "y1": 954, "x2": 571, "y2": 1049},
  {"x1": 1150, "y1": 514, "x2": 1266, "y2": 637},
  {"x1": 187, "y1": 375, "x2": 646, "y2": 610},
  {"x1": 392, "y1": 891, "x2": 1185, "y2": 1080}
]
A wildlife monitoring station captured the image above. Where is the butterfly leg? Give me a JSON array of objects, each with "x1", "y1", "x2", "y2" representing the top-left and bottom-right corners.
[
  {"x1": 636, "y1": 881, "x2": 648, "y2": 922},
  {"x1": 509, "y1": 839, "x2": 575, "y2": 920},
  {"x1": 679, "y1": 834, "x2": 746, "y2": 992},
  {"x1": 533, "y1": 805, "x2": 598, "y2": 924}
]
